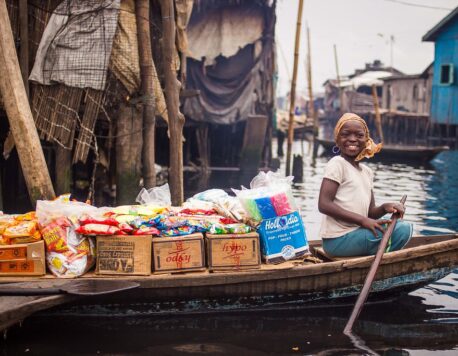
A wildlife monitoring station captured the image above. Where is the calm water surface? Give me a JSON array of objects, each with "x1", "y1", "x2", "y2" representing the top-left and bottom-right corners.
[{"x1": 1, "y1": 141, "x2": 457, "y2": 355}]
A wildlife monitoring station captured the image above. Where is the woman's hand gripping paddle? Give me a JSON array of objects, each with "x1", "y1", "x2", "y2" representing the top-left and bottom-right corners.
[{"x1": 343, "y1": 195, "x2": 407, "y2": 335}]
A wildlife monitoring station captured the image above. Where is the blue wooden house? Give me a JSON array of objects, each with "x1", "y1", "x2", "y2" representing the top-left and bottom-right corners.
[{"x1": 423, "y1": 7, "x2": 458, "y2": 126}]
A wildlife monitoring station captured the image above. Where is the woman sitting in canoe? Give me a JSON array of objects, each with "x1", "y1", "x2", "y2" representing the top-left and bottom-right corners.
[{"x1": 318, "y1": 113, "x2": 413, "y2": 257}]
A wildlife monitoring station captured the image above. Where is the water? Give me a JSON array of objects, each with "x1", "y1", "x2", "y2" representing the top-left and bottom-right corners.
[{"x1": 0, "y1": 141, "x2": 457, "y2": 355}]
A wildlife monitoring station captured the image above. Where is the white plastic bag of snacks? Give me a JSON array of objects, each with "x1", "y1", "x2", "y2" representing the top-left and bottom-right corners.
[{"x1": 36, "y1": 196, "x2": 96, "y2": 277}]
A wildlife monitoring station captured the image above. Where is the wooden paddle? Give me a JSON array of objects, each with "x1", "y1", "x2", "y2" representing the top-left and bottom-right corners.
[
  {"x1": 0, "y1": 280, "x2": 140, "y2": 296},
  {"x1": 343, "y1": 195, "x2": 407, "y2": 334}
]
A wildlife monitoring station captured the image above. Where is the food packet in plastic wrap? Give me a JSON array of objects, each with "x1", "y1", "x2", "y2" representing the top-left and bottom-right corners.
[
  {"x1": 208, "y1": 223, "x2": 252, "y2": 235},
  {"x1": 189, "y1": 189, "x2": 246, "y2": 223}
]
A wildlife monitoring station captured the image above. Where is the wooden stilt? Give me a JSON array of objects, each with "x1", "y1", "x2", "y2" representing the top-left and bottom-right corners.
[
  {"x1": 160, "y1": 0, "x2": 185, "y2": 205},
  {"x1": 116, "y1": 103, "x2": 143, "y2": 205},
  {"x1": 18, "y1": 0, "x2": 28, "y2": 99},
  {"x1": 371, "y1": 84, "x2": 384, "y2": 143},
  {"x1": 240, "y1": 115, "x2": 268, "y2": 176},
  {"x1": 196, "y1": 124, "x2": 209, "y2": 170},
  {"x1": 55, "y1": 145, "x2": 72, "y2": 196},
  {"x1": 0, "y1": 0, "x2": 55, "y2": 204},
  {"x1": 136, "y1": 0, "x2": 156, "y2": 189}
]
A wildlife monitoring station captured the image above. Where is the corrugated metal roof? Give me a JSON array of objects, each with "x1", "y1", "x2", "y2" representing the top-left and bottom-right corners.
[{"x1": 422, "y1": 6, "x2": 458, "y2": 42}]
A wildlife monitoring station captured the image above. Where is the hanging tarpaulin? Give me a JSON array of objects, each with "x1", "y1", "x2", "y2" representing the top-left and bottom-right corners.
[{"x1": 29, "y1": 0, "x2": 121, "y2": 91}]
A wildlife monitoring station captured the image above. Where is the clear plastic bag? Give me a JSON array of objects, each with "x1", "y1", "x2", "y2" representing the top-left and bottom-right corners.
[
  {"x1": 135, "y1": 183, "x2": 171, "y2": 206},
  {"x1": 233, "y1": 171, "x2": 298, "y2": 222}
]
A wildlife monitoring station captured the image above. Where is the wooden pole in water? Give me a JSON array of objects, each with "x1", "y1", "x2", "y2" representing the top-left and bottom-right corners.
[
  {"x1": 285, "y1": 0, "x2": 304, "y2": 176},
  {"x1": 344, "y1": 195, "x2": 407, "y2": 334},
  {"x1": 371, "y1": 84, "x2": 384, "y2": 143},
  {"x1": 136, "y1": 0, "x2": 156, "y2": 189},
  {"x1": 306, "y1": 26, "x2": 315, "y2": 127},
  {"x1": 333, "y1": 44, "x2": 343, "y2": 112},
  {"x1": 306, "y1": 25, "x2": 318, "y2": 141},
  {"x1": 0, "y1": 0, "x2": 55, "y2": 204},
  {"x1": 160, "y1": 0, "x2": 185, "y2": 205}
]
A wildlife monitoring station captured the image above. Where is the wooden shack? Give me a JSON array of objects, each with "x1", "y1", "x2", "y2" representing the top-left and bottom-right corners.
[
  {"x1": 175, "y1": 0, "x2": 276, "y2": 173},
  {"x1": 0, "y1": 0, "x2": 188, "y2": 210}
]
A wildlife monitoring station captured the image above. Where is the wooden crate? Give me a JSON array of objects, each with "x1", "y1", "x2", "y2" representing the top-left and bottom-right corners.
[
  {"x1": 206, "y1": 232, "x2": 261, "y2": 271},
  {"x1": 0, "y1": 240, "x2": 45, "y2": 276},
  {"x1": 96, "y1": 235, "x2": 152, "y2": 276},
  {"x1": 152, "y1": 233, "x2": 205, "y2": 274}
]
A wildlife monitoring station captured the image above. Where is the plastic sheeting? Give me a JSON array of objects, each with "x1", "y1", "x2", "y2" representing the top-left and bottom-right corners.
[
  {"x1": 187, "y1": 5, "x2": 264, "y2": 66},
  {"x1": 29, "y1": 0, "x2": 120, "y2": 91},
  {"x1": 182, "y1": 3, "x2": 274, "y2": 125}
]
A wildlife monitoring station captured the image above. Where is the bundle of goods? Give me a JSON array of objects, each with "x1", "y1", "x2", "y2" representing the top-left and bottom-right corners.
[
  {"x1": 36, "y1": 195, "x2": 97, "y2": 277},
  {"x1": 234, "y1": 171, "x2": 309, "y2": 263},
  {"x1": 184, "y1": 189, "x2": 252, "y2": 235},
  {"x1": 0, "y1": 212, "x2": 42, "y2": 245}
]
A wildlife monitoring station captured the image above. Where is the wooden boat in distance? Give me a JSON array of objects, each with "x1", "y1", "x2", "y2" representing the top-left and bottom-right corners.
[
  {"x1": 0, "y1": 234, "x2": 457, "y2": 331},
  {"x1": 316, "y1": 138, "x2": 449, "y2": 162}
]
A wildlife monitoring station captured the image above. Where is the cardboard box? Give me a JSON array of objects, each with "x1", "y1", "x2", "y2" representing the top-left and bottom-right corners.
[
  {"x1": 0, "y1": 240, "x2": 46, "y2": 276},
  {"x1": 96, "y1": 235, "x2": 152, "y2": 276},
  {"x1": 206, "y1": 232, "x2": 261, "y2": 271},
  {"x1": 152, "y1": 233, "x2": 205, "y2": 274},
  {"x1": 257, "y1": 211, "x2": 309, "y2": 264}
]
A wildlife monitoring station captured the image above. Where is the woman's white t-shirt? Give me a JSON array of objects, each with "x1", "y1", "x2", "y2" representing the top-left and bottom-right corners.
[{"x1": 319, "y1": 156, "x2": 374, "y2": 239}]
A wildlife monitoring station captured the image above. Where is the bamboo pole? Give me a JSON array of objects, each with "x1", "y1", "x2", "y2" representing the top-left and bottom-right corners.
[
  {"x1": 285, "y1": 0, "x2": 304, "y2": 176},
  {"x1": 306, "y1": 25, "x2": 317, "y2": 137},
  {"x1": 136, "y1": 0, "x2": 156, "y2": 189},
  {"x1": 333, "y1": 44, "x2": 343, "y2": 112},
  {"x1": 0, "y1": 0, "x2": 55, "y2": 204},
  {"x1": 160, "y1": 0, "x2": 185, "y2": 205},
  {"x1": 371, "y1": 84, "x2": 384, "y2": 143}
]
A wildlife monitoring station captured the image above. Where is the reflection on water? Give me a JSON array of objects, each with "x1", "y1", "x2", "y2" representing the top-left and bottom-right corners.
[
  {"x1": 1, "y1": 296, "x2": 457, "y2": 355},
  {"x1": 1, "y1": 140, "x2": 457, "y2": 355}
]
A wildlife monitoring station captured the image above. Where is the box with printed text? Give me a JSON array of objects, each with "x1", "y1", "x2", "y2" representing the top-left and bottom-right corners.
[
  {"x1": 0, "y1": 240, "x2": 46, "y2": 276},
  {"x1": 257, "y1": 211, "x2": 309, "y2": 264},
  {"x1": 96, "y1": 235, "x2": 152, "y2": 276},
  {"x1": 152, "y1": 233, "x2": 205, "y2": 274},
  {"x1": 206, "y1": 232, "x2": 261, "y2": 271}
]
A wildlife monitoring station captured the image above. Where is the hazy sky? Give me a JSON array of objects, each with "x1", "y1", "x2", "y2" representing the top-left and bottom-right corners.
[{"x1": 275, "y1": 0, "x2": 458, "y2": 96}]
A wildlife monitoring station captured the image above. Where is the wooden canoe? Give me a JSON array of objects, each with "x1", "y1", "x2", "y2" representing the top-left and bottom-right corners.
[
  {"x1": 0, "y1": 234, "x2": 457, "y2": 330},
  {"x1": 316, "y1": 138, "x2": 449, "y2": 162}
]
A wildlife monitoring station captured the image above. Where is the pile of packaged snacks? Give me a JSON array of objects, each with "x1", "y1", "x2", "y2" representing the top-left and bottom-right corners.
[{"x1": 0, "y1": 212, "x2": 42, "y2": 245}]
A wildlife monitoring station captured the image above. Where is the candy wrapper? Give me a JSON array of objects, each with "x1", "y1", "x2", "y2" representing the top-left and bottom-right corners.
[{"x1": 208, "y1": 223, "x2": 252, "y2": 235}]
